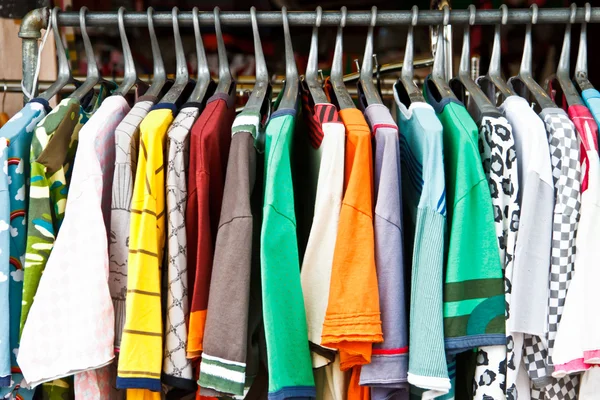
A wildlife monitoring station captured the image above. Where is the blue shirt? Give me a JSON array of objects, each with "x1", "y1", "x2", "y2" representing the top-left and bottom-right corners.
[{"x1": 0, "y1": 99, "x2": 49, "y2": 396}]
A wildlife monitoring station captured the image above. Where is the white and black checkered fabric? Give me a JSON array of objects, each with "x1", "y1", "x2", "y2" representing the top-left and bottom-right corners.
[{"x1": 522, "y1": 109, "x2": 581, "y2": 400}]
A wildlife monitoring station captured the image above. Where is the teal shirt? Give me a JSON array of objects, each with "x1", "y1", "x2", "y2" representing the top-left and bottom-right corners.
[
  {"x1": 0, "y1": 99, "x2": 48, "y2": 398},
  {"x1": 260, "y1": 108, "x2": 315, "y2": 400},
  {"x1": 424, "y1": 77, "x2": 505, "y2": 353}
]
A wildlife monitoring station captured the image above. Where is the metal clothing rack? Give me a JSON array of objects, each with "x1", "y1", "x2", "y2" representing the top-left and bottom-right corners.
[{"x1": 18, "y1": 6, "x2": 600, "y2": 103}]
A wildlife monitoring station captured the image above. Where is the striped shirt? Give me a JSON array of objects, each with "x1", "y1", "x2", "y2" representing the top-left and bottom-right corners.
[
  {"x1": 109, "y1": 96, "x2": 156, "y2": 350},
  {"x1": 117, "y1": 104, "x2": 175, "y2": 392}
]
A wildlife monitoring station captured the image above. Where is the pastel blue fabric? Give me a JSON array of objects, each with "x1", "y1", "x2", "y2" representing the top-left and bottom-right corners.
[
  {"x1": 0, "y1": 99, "x2": 48, "y2": 398},
  {"x1": 582, "y1": 88, "x2": 600, "y2": 141}
]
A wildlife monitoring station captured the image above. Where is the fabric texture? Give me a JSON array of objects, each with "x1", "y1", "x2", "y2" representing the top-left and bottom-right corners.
[
  {"x1": 321, "y1": 107, "x2": 383, "y2": 372},
  {"x1": 526, "y1": 107, "x2": 581, "y2": 400},
  {"x1": 0, "y1": 100, "x2": 47, "y2": 390},
  {"x1": 18, "y1": 95, "x2": 130, "y2": 393},
  {"x1": 393, "y1": 97, "x2": 449, "y2": 399},
  {"x1": 260, "y1": 108, "x2": 315, "y2": 400},
  {"x1": 424, "y1": 79, "x2": 505, "y2": 354},
  {"x1": 358, "y1": 103, "x2": 408, "y2": 393},
  {"x1": 163, "y1": 105, "x2": 201, "y2": 390},
  {"x1": 198, "y1": 110, "x2": 263, "y2": 396},
  {"x1": 581, "y1": 88, "x2": 600, "y2": 132},
  {"x1": 0, "y1": 100, "x2": 47, "y2": 398},
  {"x1": 472, "y1": 113, "x2": 520, "y2": 399},
  {"x1": 299, "y1": 102, "x2": 345, "y2": 369},
  {"x1": 20, "y1": 98, "x2": 80, "y2": 334},
  {"x1": 552, "y1": 104, "x2": 600, "y2": 376},
  {"x1": 109, "y1": 96, "x2": 156, "y2": 350},
  {"x1": 117, "y1": 104, "x2": 175, "y2": 391},
  {"x1": 186, "y1": 92, "x2": 236, "y2": 359}
]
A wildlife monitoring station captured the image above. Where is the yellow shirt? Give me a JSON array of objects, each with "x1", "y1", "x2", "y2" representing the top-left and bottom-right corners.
[{"x1": 117, "y1": 105, "x2": 174, "y2": 391}]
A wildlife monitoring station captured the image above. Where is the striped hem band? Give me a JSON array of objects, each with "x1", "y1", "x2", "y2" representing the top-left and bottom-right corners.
[{"x1": 199, "y1": 354, "x2": 246, "y2": 396}]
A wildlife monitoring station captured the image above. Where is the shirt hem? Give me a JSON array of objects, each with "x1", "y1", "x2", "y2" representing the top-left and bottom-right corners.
[
  {"x1": 22, "y1": 357, "x2": 114, "y2": 388},
  {"x1": 162, "y1": 373, "x2": 197, "y2": 391},
  {"x1": 444, "y1": 334, "x2": 506, "y2": 354},
  {"x1": 407, "y1": 372, "x2": 451, "y2": 393},
  {"x1": 268, "y1": 385, "x2": 316, "y2": 400},
  {"x1": 552, "y1": 358, "x2": 590, "y2": 378},
  {"x1": 116, "y1": 377, "x2": 162, "y2": 391},
  {"x1": 359, "y1": 353, "x2": 408, "y2": 386},
  {"x1": 584, "y1": 349, "x2": 600, "y2": 363}
]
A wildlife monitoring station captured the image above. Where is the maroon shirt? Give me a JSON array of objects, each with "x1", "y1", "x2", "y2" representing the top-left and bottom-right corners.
[{"x1": 186, "y1": 91, "x2": 236, "y2": 358}]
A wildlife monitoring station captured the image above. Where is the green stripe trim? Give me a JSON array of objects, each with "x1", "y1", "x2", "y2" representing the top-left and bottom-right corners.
[
  {"x1": 444, "y1": 278, "x2": 504, "y2": 302},
  {"x1": 201, "y1": 357, "x2": 245, "y2": 373},
  {"x1": 199, "y1": 374, "x2": 244, "y2": 396},
  {"x1": 444, "y1": 298, "x2": 485, "y2": 317}
]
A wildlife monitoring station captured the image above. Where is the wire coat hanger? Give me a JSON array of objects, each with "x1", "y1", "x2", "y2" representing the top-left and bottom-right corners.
[
  {"x1": 395, "y1": 6, "x2": 425, "y2": 106},
  {"x1": 428, "y1": 5, "x2": 457, "y2": 101},
  {"x1": 575, "y1": 3, "x2": 593, "y2": 92},
  {"x1": 358, "y1": 6, "x2": 383, "y2": 106},
  {"x1": 160, "y1": 7, "x2": 189, "y2": 105},
  {"x1": 242, "y1": 6, "x2": 272, "y2": 117},
  {"x1": 556, "y1": 3, "x2": 584, "y2": 106},
  {"x1": 113, "y1": 7, "x2": 141, "y2": 96},
  {"x1": 330, "y1": 7, "x2": 355, "y2": 110},
  {"x1": 481, "y1": 5, "x2": 515, "y2": 100},
  {"x1": 278, "y1": 6, "x2": 299, "y2": 110},
  {"x1": 39, "y1": 7, "x2": 81, "y2": 101},
  {"x1": 305, "y1": 6, "x2": 328, "y2": 105},
  {"x1": 214, "y1": 7, "x2": 233, "y2": 95},
  {"x1": 451, "y1": 4, "x2": 497, "y2": 115},
  {"x1": 143, "y1": 7, "x2": 166, "y2": 98},
  {"x1": 508, "y1": 4, "x2": 556, "y2": 110},
  {"x1": 69, "y1": 7, "x2": 107, "y2": 100},
  {"x1": 187, "y1": 7, "x2": 213, "y2": 103}
]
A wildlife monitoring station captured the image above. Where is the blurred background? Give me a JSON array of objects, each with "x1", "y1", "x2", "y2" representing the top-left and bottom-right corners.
[{"x1": 0, "y1": 0, "x2": 596, "y2": 115}]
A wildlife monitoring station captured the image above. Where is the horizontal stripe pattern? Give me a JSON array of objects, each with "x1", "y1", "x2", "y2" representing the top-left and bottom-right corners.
[{"x1": 199, "y1": 354, "x2": 246, "y2": 395}]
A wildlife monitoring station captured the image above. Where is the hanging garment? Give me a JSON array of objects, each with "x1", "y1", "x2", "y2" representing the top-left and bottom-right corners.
[
  {"x1": 186, "y1": 91, "x2": 236, "y2": 359},
  {"x1": 423, "y1": 77, "x2": 505, "y2": 352},
  {"x1": 472, "y1": 112, "x2": 520, "y2": 400},
  {"x1": 393, "y1": 97, "x2": 450, "y2": 399},
  {"x1": 17, "y1": 95, "x2": 130, "y2": 394},
  {"x1": 552, "y1": 105, "x2": 600, "y2": 376},
  {"x1": 0, "y1": 98, "x2": 49, "y2": 399},
  {"x1": 498, "y1": 95, "x2": 554, "y2": 400},
  {"x1": 163, "y1": 102, "x2": 202, "y2": 391},
  {"x1": 199, "y1": 110, "x2": 264, "y2": 396},
  {"x1": 117, "y1": 104, "x2": 175, "y2": 392},
  {"x1": 299, "y1": 98, "x2": 345, "y2": 369},
  {"x1": 259, "y1": 107, "x2": 316, "y2": 400},
  {"x1": 19, "y1": 98, "x2": 80, "y2": 334},
  {"x1": 526, "y1": 107, "x2": 581, "y2": 400},
  {"x1": 0, "y1": 135, "x2": 10, "y2": 388},
  {"x1": 581, "y1": 89, "x2": 600, "y2": 133},
  {"x1": 578, "y1": 366, "x2": 600, "y2": 399},
  {"x1": 321, "y1": 107, "x2": 383, "y2": 367},
  {"x1": 313, "y1": 355, "x2": 349, "y2": 400},
  {"x1": 109, "y1": 95, "x2": 157, "y2": 351},
  {"x1": 358, "y1": 103, "x2": 408, "y2": 397}
]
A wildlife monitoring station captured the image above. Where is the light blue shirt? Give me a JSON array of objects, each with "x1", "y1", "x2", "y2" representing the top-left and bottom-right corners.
[
  {"x1": 0, "y1": 98, "x2": 48, "y2": 398},
  {"x1": 582, "y1": 88, "x2": 600, "y2": 144}
]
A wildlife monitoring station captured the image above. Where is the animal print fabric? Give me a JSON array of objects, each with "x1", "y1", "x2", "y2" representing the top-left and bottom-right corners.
[{"x1": 472, "y1": 115, "x2": 521, "y2": 400}]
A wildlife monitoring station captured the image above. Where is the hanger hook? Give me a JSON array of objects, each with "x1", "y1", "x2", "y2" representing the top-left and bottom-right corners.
[
  {"x1": 442, "y1": 4, "x2": 450, "y2": 26},
  {"x1": 370, "y1": 5, "x2": 377, "y2": 27},
  {"x1": 340, "y1": 6, "x2": 347, "y2": 28},
  {"x1": 500, "y1": 4, "x2": 508, "y2": 25},
  {"x1": 585, "y1": 2, "x2": 591, "y2": 23},
  {"x1": 570, "y1": 3, "x2": 577, "y2": 24},
  {"x1": 412, "y1": 5, "x2": 418, "y2": 26},
  {"x1": 469, "y1": 4, "x2": 476, "y2": 26},
  {"x1": 531, "y1": 4, "x2": 538, "y2": 25},
  {"x1": 315, "y1": 6, "x2": 322, "y2": 28}
]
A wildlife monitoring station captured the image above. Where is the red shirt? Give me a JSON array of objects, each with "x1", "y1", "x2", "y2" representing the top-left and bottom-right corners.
[{"x1": 186, "y1": 92, "x2": 236, "y2": 358}]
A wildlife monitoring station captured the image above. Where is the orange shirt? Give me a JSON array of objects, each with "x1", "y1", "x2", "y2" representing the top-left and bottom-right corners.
[{"x1": 321, "y1": 108, "x2": 383, "y2": 371}]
